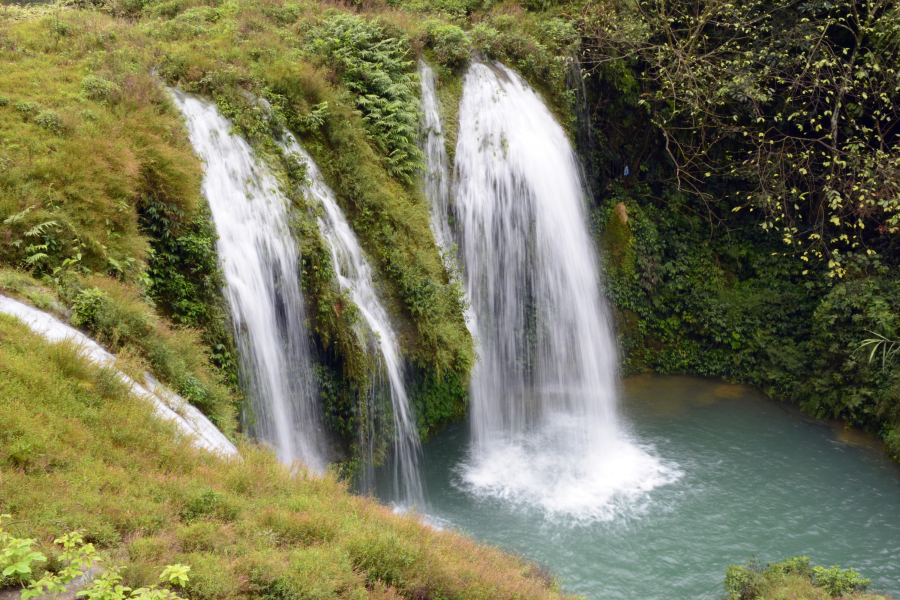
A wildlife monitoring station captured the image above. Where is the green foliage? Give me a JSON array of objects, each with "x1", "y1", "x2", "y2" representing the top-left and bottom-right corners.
[
  {"x1": 884, "y1": 428, "x2": 900, "y2": 463},
  {"x1": 812, "y1": 565, "x2": 871, "y2": 597},
  {"x1": 34, "y1": 110, "x2": 63, "y2": 134},
  {"x1": 1, "y1": 516, "x2": 47, "y2": 587},
  {"x1": 179, "y1": 490, "x2": 236, "y2": 523},
  {"x1": 422, "y1": 20, "x2": 471, "y2": 68},
  {"x1": 724, "y1": 562, "x2": 761, "y2": 600},
  {"x1": 139, "y1": 197, "x2": 237, "y2": 387},
  {"x1": 81, "y1": 75, "x2": 121, "y2": 104},
  {"x1": 308, "y1": 14, "x2": 424, "y2": 182},
  {"x1": 1, "y1": 524, "x2": 191, "y2": 600},
  {"x1": 594, "y1": 177, "x2": 900, "y2": 449},
  {"x1": 584, "y1": 0, "x2": 900, "y2": 277},
  {"x1": 410, "y1": 369, "x2": 468, "y2": 440},
  {"x1": 725, "y1": 557, "x2": 876, "y2": 600}
]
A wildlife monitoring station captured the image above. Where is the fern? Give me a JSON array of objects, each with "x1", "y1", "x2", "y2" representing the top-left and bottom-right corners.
[
  {"x1": 25, "y1": 221, "x2": 59, "y2": 238},
  {"x1": 3, "y1": 206, "x2": 34, "y2": 225},
  {"x1": 309, "y1": 14, "x2": 424, "y2": 182}
]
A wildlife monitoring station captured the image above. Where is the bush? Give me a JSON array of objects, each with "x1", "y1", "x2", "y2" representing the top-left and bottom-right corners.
[
  {"x1": 14, "y1": 101, "x2": 40, "y2": 117},
  {"x1": 725, "y1": 557, "x2": 876, "y2": 600},
  {"x1": 35, "y1": 110, "x2": 64, "y2": 134},
  {"x1": 812, "y1": 565, "x2": 871, "y2": 596},
  {"x1": 724, "y1": 563, "x2": 762, "y2": 600},
  {"x1": 422, "y1": 21, "x2": 471, "y2": 67},
  {"x1": 81, "y1": 75, "x2": 121, "y2": 104},
  {"x1": 886, "y1": 428, "x2": 900, "y2": 462}
]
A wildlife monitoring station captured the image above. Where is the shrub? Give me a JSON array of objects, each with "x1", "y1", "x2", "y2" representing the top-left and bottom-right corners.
[
  {"x1": 469, "y1": 22, "x2": 500, "y2": 56},
  {"x1": 768, "y1": 556, "x2": 812, "y2": 578},
  {"x1": 14, "y1": 101, "x2": 40, "y2": 117},
  {"x1": 812, "y1": 565, "x2": 871, "y2": 596},
  {"x1": 35, "y1": 110, "x2": 64, "y2": 134},
  {"x1": 81, "y1": 75, "x2": 121, "y2": 104},
  {"x1": 180, "y1": 489, "x2": 237, "y2": 523},
  {"x1": 724, "y1": 563, "x2": 762, "y2": 600},
  {"x1": 308, "y1": 14, "x2": 423, "y2": 182},
  {"x1": 885, "y1": 428, "x2": 900, "y2": 462},
  {"x1": 422, "y1": 21, "x2": 471, "y2": 67}
]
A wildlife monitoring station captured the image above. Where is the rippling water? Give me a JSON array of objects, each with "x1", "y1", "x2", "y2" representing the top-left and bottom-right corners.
[{"x1": 375, "y1": 375, "x2": 900, "y2": 599}]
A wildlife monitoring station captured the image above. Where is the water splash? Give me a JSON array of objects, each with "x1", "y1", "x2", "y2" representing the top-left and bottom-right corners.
[
  {"x1": 453, "y1": 62, "x2": 677, "y2": 521},
  {"x1": 280, "y1": 135, "x2": 424, "y2": 507},
  {"x1": 171, "y1": 91, "x2": 324, "y2": 472}
]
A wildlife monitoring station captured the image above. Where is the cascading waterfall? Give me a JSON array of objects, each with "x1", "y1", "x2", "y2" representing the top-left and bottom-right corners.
[
  {"x1": 454, "y1": 62, "x2": 677, "y2": 521},
  {"x1": 171, "y1": 91, "x2": 325, "y2": 472},
  {"x1": 280, "y1": 135, "x2": 424, "y2": 507},
  {"x1": 419, "y1": 61, "x2": 454, "y2": 254}
]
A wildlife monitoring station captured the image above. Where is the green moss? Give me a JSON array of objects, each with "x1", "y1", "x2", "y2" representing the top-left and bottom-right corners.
[{"x1": 600, "y1": 202, "x2": 634, "y2": 279}]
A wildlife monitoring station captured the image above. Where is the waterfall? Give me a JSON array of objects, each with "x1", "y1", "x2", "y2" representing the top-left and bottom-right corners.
[
  {"x1": 171, "y1": 91, "x2": 325, "y2": 472},
  {"x1": 419, "y1": 61, "x2": 453, "y2": 254},
  {"x1": 280, "y1": 135, "x2": 424, "y2": 507},
  {"x1": 454, "y1": 62, "x2": 675, "y2": 521}
]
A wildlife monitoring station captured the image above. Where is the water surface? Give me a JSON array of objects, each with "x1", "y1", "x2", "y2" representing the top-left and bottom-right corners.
[{"x1": 377, "y1": 376, "x2": 900, "y2": 599}]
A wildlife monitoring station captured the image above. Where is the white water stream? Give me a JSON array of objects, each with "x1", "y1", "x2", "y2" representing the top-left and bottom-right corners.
[
  {"x1": 419, "y1": 61, "x2": 453, "y2": 254},
  {"x1": 0, "y1": 294, "x2": 237, "y2": 456},
  {"x1": 171, "y1": 91, "x2": 325, "y2": 472},
  {"x1": 453, "y1": 62, "x2": 677, "y2": 521},
  {"x1": 280, "y1": 135, "x2": 424, "y2": 507}
]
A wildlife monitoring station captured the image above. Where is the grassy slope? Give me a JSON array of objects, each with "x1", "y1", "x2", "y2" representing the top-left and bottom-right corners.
[
  {"x1": 0, "y1": 1, "x2": 474, "y2": 426},
  {"x1": 0, "y1": 313, "x2": 568, "y2": 600}
]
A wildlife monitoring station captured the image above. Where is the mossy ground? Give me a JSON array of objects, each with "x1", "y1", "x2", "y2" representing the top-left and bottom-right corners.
[{"x1": 0, "y1": 314, "x2": 569, "y2": 600}]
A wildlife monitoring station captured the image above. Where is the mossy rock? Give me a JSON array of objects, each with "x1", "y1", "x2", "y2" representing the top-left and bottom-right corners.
[{"x1": 601, "y1": 202, "x2": 635, "y2": 278}]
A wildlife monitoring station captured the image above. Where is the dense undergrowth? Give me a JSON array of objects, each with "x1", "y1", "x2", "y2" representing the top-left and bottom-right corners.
[
  {"x1": 579, "y1": 0, "x2": 900, "y2": 460},
  {"x1": 0, "y1": 316, "x2": 568, "y2": 600}
]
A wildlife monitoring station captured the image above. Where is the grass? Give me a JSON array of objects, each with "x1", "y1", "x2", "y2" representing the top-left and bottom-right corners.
[
  {"x1": 0, "y1": 313, "x2": 570, "y2": 600},
  {"x1": 0, "y1": 267, "x2": 239, "y2": 435}
]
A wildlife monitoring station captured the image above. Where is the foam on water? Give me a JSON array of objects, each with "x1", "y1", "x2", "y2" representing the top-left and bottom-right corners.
[
  {"x1": 453, "y1": 62, "x2": 677, "y2": 521},
  {"x1": 457, "y1": 415, "x2": 681, "y2": 523}
]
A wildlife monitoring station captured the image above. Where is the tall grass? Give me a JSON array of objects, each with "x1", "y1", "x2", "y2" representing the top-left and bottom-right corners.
[{"x1": 0, "y1": 315, "x2": 569, "y2": 600}]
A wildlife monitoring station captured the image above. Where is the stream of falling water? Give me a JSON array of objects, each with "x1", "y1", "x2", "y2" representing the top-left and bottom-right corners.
[
  {"x1": 280, "y1": 135, "x2": 424, "y2": 507},
  {"x1": 419, "y1": 61, "x2": 454, "y2": 254},
  {"x1": 171, "y1": 91, "x2": 325, "y2": 472},
  {"x1": 452, "y1": 62, "x2": 678, "y2": 522}
]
